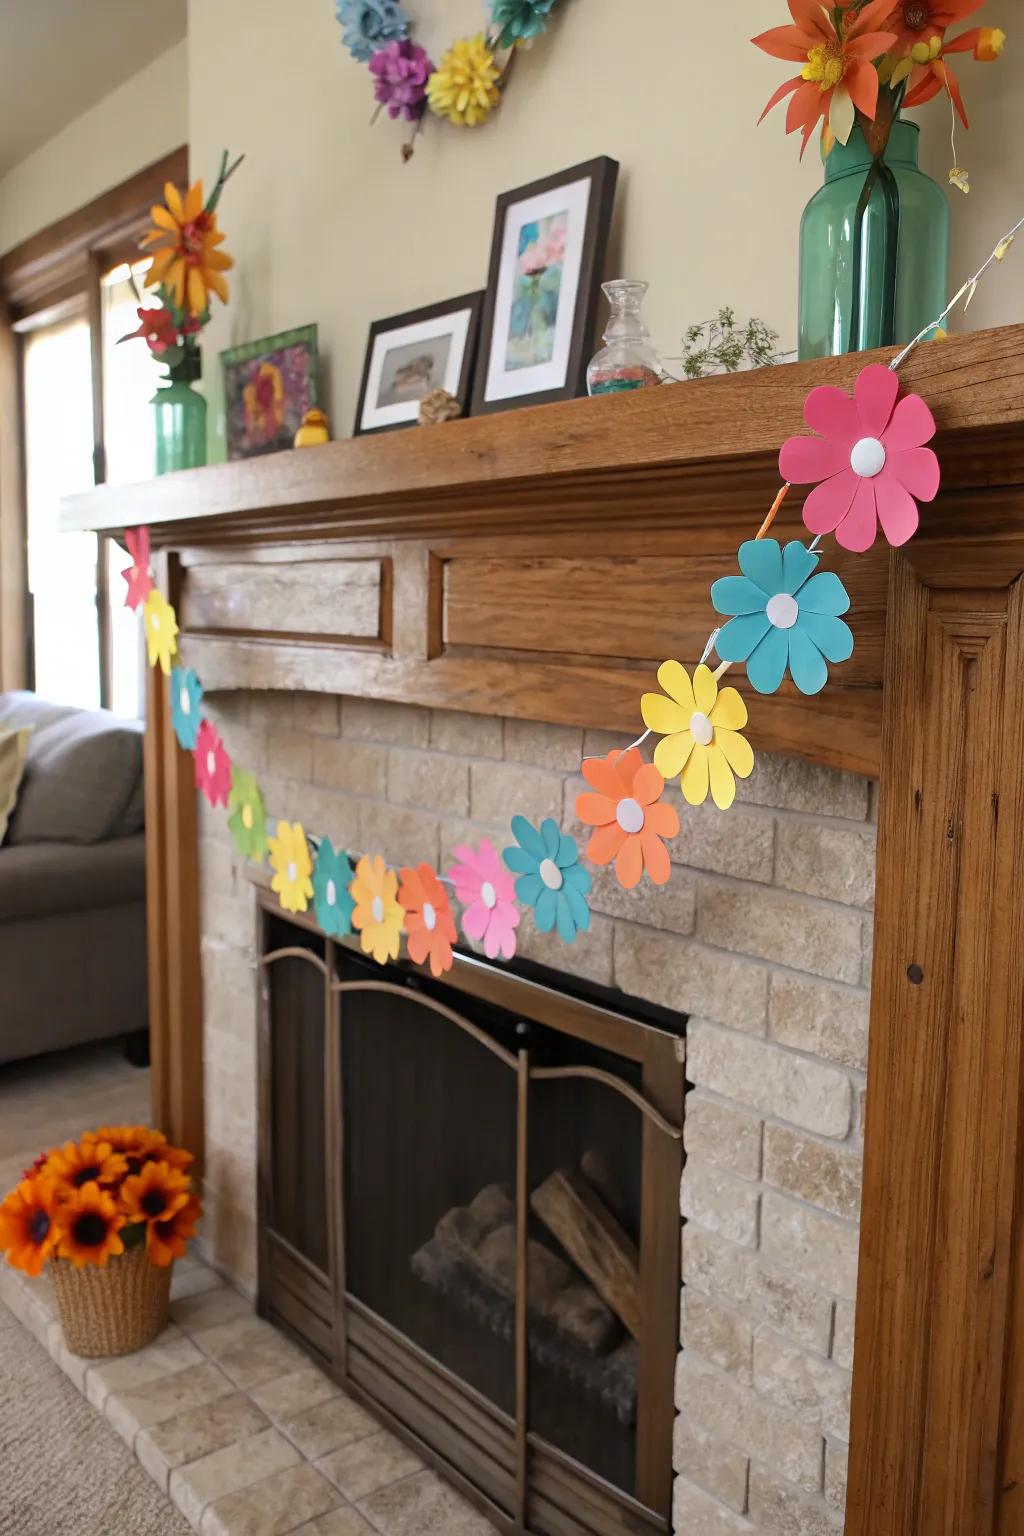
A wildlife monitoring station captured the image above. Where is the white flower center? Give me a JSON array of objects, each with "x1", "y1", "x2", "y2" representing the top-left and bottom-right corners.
[
  {"x1": 422, "y1": 901, "x2": 437, "y2": 931},
  {"x1": 150, "y1": 614, "x2": 160, "y2": 631},
  {"x1": 371, "y1": 895, "x2": 385, "y2": 924},
  {"x1": 241, "y1": 804, "x2": 253, "y2": 830},
  {"x1": 850, "y1": 436, "x2": 886, "y2": 478},
  {"x1": 480, "y1": 880, "x2": 497, "y2": 910},
  {"x1": 206, "y1": 751, "x2": 216, "y2": 777},
  {"x1": 766, "y1": 592, "x2": 800, "y2": 630},
  {"x1": 538, "y1": 857, "x2": 563, "y2": 891},
  {"x1": 325, "y1": 879, "x2": 337, "y2": 907},
  {"x1": 615, "y1": 797, "x2": 645, "y2": 834},
  {"x1": 689, "y1": 711, "x2": 714, "y2": 747},
  {"x1": 287, "y1": 861, "x2": 297, "y2": 884},
  {"x1": 179, "y1": 688, "x2": 191, "y2": 714}
]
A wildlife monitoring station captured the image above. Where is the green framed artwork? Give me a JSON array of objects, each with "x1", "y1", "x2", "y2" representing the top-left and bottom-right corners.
[{"x1": 221, "y1": 324, "x2": 319, "y2": 459}]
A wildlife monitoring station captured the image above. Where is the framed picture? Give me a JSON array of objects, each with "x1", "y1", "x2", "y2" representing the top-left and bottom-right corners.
[
  {"x1": 471, "y1": 156, "x2": 619, "y2": 417},
  {"x1": 354, "y1": 292, "x2": 483, "y2": 435},
  {"x1": 221, "y1": 324, "x2": 319, "y2": 460}
]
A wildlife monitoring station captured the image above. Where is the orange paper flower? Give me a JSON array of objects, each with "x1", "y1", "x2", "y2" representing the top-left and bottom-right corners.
[
  {"x1": 148, "y1": 1193, "x2": 202, "y2": 1268},
  {"x1": 121, "y1": 1159, "x2": 191, "y2": 1228},
  {"x1": 350, "y1": 854, "x2": 404, "y2": 965},
  {"x1": 399, "y1": 863, "x2": 457, "y2": 977},
  {"x1": 56, "y1": 1181, "x2": 125, "y2": 1269},
  {"x1": 0, "y1": 1176, "x2": 60, "y2": 1276},
  {"x1": 142, "y1": 179, "x2": 233, "y2": 316},
  {"x1": 576, "y1": 748, "x2": 680, "y2": 889}
]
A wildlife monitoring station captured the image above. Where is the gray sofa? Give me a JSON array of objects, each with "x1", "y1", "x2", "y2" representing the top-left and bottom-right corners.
[{"x1": 0, "y1": 692, "x2": 148, "y2": 1065}]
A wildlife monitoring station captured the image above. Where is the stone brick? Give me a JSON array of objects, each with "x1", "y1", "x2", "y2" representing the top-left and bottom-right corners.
[
  {"x1": 470, "y1": 759, "x2": 563, "y2": 829},
  {"x1": 697, "y1": 882, "x2": 864, "y2": 986},
  {"x1": 202, "y1": 893, "x2": 256, "y2": 953},
  {"x1": 312, "y1": 738, "x2": 389, "y2": 797},
  {"x1": 761, "y1": 1193, "x2": 859, "y2": 1301},
  {"x1": 738, "y1": 755, "x2": 870, "y2": 821},
  {"x1": 283, "y1": 785, "x2": 361, "y2": 852},
  {"x1": 673, "y1": 801, "x2": 776, "y2": 885},
  {"x1": 439, "y1": 817, "x2": 509, "y2": 876},
  {"x1": 248, "y1": 691, "x2": 293, "y2": 730},
  {"x1": 292, "y1": 693, "x2": 340, "y2": 735},
  {"x1": 357, "y1": 801, "x2": 439, "y2": 869},
  {"x1": 763, "y1": 1125, "x2": 862, "y2": 1223},
  {"x1": 673, "y1": 1416, "x2": 750, "y2": 1513},
  {"x1": 341, "y1": 696, "x2": 429, "y2": 747},
  {"x1": 681, "y1": 1289, "x2": 754, "y2": 1381},
  {"x1": 687, "y1": 1024, "x2": 851, "y2": 1138},
  {"x1": 673, "y1": 1479, "x2": 754, "y2": 1536},
  {"x1": 267, "y1": 732, "x2": 314, "y2": 782},
  {"x1": 753, "y1": 1329, "x2": 851, "y2": 1438},
  {"x1": 681, "y1": 1163, "x2": 760, "y2": 1249},
  {"x1": 516, "y1": 911, "x2": 614, "y2": 988},
  {"x1": 775, "y1": 821, "x2": 876, "y2": 910},
  {"x1": 682, "y1": 1228, "x2": 833, "y2": 1354},
  {"x1": 387, "y1": 748, "x2": 469, "y2": 817},
  {"x1": 824, "y1": 1439, "x2": 848, "y2": 1513},
  {"x1": 747, "y1": 1467, "x2": 840, "y2": 1535},
  {"x1": 586, "y1": 859, "x2": 696, "y2": 937},
  {"x1": 675, "y1": 1354, "x2": 824, "y2": 1493},
  {"x1": 684, "y1": 1092, "x2": 763, "y2": 1180},
  {"x1": 430, "y1": 708, "x2": 504, "y2": 758},
  {"x1": 613, "y1": 929, "x2": 768, "y2": 1034},
  {"x1": 769, "y1": 974, "x2": 869, "y2": 1071},
  {"x1": 831, "y1": 1301, "x2": 854, "y2": 1371},
  {"x1": 504, "y1": 718, "x2": 583, "y2": 770}
]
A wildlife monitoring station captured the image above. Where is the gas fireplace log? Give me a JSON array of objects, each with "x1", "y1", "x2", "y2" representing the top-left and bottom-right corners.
[
  {"x1": 580, "y1": 1149, "x2": 630, "y2": 1229},
  {"x1": 531, "y1": 1170, "x2": 641, "y2": 1341}
]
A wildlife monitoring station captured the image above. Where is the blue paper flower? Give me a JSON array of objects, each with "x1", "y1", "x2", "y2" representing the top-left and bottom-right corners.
[
  {"x1": 313, "y1": 838, "x2": 355, "y2": 937},
  {"x1": 489, "y1": 0, "x2": 558, "y2": 49},
  {"x1": 503, "y1": 815, "x2": 591, "y2": 944},
  {"x1": 335, "y1": 0, "x2": 408, "y2": 62},
  {"x1": 710, "y1": 539, "x2": 854, "y2": 696},
  {"x1": 170, "y1": 666, "x2": 203, "y2": 751}
]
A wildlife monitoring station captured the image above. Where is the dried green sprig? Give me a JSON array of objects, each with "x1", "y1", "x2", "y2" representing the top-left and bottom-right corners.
[{"x1": 679, "y1": 308, "x2": 782, "y2": 380}]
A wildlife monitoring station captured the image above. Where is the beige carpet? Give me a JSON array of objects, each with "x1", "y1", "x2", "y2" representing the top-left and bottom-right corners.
[{"x1": 0, "y1": 1295, "x2": 191, "y2": 1536}]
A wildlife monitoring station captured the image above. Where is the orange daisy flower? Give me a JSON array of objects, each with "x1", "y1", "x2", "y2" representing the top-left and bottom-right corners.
[
  {"x1": 575, "y1": 747, "x2": 680, "y2": 890},
  {"x1": 754, "y1": 0, "x2": 898, "y2": 154},
  {"x1": 399, "y1": 863, "x2": 458, "y2": 977},
  {"x1": 885, "y1": 0, "x2": 985, "y2": 55},
  {"x1": 902, "y1": 25, "x2": 1004, "y2": 126},
  {"x1": 43, "y1": 1137, "x2": 128, "y2": 1193},
  {"x1": 56, "y1": 1182, "x2": 125, "y2": 1269},
  {"x1": 121, "y1": 1160, "x2": 191, "y2": 1228},
  {"x1": 142, "y1": 179, "x2": 233, "y2": 316},
  {"x1": 0, "y1": 1176, "x2": 60, "y2": 1276},
  {"x1": 148, "y1": 1194, "x2": 202, "y2": 1268}
]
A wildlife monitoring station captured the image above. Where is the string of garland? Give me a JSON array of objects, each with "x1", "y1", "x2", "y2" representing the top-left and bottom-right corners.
[{"x1": 126, "y1": 213, "x2": 1021, "y2": 980}]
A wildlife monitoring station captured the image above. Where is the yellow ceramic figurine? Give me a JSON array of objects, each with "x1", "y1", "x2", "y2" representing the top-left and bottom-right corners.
[{"x1": 294, "y1": 408, "x2": 330, "y2": 448}]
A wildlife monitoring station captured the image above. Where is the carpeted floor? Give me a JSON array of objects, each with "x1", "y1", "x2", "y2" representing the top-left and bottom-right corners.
[{"x1": 0, "y1": 1295, "x2": 191, "y2": 1536}]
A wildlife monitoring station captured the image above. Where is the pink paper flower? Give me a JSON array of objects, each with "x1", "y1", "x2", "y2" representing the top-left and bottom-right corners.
[
  {"x1": 122, "y1": 527, "x2": 153, "y2": 612},
  {"x1": 779, "y1": 364, "x2": 940, "y2": 553},
  {"x1": 194, "y1": 719, "x2": 232, "y2": 808},
  {"x1": 448, "y1": 838, "x2": 519, "y2": 961}
]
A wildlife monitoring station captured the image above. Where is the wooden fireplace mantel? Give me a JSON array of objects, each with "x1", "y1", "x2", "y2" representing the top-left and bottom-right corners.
[{"x1": 63, "y1": 324, "x2": 1024, "y2": 1536}]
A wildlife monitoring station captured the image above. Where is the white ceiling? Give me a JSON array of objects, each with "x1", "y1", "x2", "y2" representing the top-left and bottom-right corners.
[{"x1": 0, "y1": 0, "x2": 187, "y2": 177}]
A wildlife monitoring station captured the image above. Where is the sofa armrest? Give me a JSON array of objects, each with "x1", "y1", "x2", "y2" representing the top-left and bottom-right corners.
[{"x1": 0, "y1": 835, "x2": 146, "y2": 923}]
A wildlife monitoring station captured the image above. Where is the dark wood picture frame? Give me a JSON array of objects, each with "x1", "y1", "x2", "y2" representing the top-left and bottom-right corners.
[
  {"x1": 471, "y1": 156, "x2": 618, "y2": 418},
  {"x1": 354, "y1": 291, "x2": 483, "y2": 436}
]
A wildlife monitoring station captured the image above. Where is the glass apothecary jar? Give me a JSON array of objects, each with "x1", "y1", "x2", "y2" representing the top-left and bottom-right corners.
[{"x1": 587, "y1": 280, "x2": 663, "y2": 396}]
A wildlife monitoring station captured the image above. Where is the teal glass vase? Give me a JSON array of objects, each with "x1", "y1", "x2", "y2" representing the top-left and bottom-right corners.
[
  {"x1": 152, "y1": 372, "x2": 207, "y2": 476},
  {"x1": 798, "y1": 119, "x2": 949, "y2": 360}
]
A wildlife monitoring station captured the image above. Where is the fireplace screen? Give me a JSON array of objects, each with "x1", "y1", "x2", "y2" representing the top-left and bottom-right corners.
[{"x1": 258, "y1": 901, "x2": 684, "y2": 1536}]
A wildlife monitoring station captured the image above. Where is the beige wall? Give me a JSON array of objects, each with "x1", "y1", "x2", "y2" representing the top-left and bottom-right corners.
[
  {"x1": 0, "y1": 41, "x2": 188, "y2": 256},
  {"x1": 188, "y1": 0, "x2": 1018, "y2": 458}
]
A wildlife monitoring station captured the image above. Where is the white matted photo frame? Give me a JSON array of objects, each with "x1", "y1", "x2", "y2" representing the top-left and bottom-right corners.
[
  {"x1": 472, "y1": 156, "x2": 619, "y2": 417},
  {"x1": 354, "y1": 292, "x2": 484, "y2": 435}
]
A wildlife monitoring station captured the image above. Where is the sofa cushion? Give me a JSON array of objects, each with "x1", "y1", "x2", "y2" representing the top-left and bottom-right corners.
[
  {"x1": 0, "y1": 692, "x2": 144, "y2": 845},
  {"x1": 0, "y1": 835, "x2": 146, "y2": 923},
  {"x1": 0, "y1": 726, "x2": 32, "y2": 845}
]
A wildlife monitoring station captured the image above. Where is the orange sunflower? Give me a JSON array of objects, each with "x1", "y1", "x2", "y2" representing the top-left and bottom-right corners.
[
  {"x1": 121, "y1": 1160, "x2": 191, "y2": 1229},
  {"x1": 43, "y1": 1137, "x2": 128, "y2": 1193},
  {"x1": 0, "y1": 1176, "x2": 60, "y2": 1276},
  {"x1": 148, "y1": 1194, "x2": 202, "y2": 1268},
  {"x1": 56, "y1": 1182, "x2": 125, "y2": 1269},
  {"x1": 142, "y1": 180, "x2": 233, "y2": 317}
]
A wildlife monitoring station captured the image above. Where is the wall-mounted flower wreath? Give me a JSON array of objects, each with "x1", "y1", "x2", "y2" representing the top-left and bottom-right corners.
[{"x1": 334, "y1": 0, "x2": 562, "y2": 158}]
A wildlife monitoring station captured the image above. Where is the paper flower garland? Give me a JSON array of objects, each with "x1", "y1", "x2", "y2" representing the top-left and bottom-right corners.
[
  {"x1": 194, "y1": 720, "x2": 232, "y2": 808},
  {"x1": 122, "y1": 528, "x2": 152, "y2": 612},
  {"x1": 313, "y1": 839, "x2": 356, "y2": 938},
  {"x1": 642, "y1": 662, "x2": 754, "y2": 811},
  {"x1": 503, "y1": 817, "x2": 591, "y2": 945},
  {"x1": 143, "y1": 590, "x2": 178, "y2": 675},
  {"x1": 351, "y1": 854, "x2": 404, "y2": 964},
  {"x1": 711, "y1": 540, "x2": 854, "y2": 696},
  {"x1": 449, "y1": 839, "x2": 519, "y2": 960},
  {"x1": 399, "y1": 864, "x2": 457, "y2": 977},
  {"x1": 268, "y1": 821, "x2": 314, "y2": 914},
  {"x1": 227, "y1": 769, "x2": 267, "y2": 863},
  {"x1": 576, "y1": 748, "x2": 680, "y2": 889},
  {"x1": 171, "y1": 666, "x2": 203, "y2": 751},
  {"x1": 780, "y1": 363, "x2": 940, "y2": 552}
]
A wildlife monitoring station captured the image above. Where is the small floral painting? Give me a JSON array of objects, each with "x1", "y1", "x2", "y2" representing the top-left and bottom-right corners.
[
  {"x1": 221, "y1": 325, "x2": 318, "y2": 460},
  {"x1": 507, "y1": 210, "x2": 568, "y2": 371}
]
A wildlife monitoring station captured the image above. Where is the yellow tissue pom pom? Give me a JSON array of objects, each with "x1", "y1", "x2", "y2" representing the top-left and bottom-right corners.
[{"x1": 427, "y1": 34, "x2": 501, "y2": 127}]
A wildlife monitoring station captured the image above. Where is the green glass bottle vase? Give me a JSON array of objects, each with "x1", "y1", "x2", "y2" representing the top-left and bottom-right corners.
[
  {"x1": 798, "y1": 119, "x2": 949, "y2": 360},
  {"x1": 152, "y1": 354, "x2": 207, "y2": 475}
]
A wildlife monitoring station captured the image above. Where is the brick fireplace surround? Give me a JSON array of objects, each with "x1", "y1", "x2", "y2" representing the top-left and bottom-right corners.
[{"x1": 197, "y1": 688, "x2": 874, "y2": 1536}]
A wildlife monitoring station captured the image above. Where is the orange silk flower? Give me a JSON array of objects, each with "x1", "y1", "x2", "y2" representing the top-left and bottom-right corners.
[
  {"x1": 576, "y1": 748, "x2": 680, "y2": 889},
  {"x1": 399, "y1": 863, "x2": 458, "y2": 977}
]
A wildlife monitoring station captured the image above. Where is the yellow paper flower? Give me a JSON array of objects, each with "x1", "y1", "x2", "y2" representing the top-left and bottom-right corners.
[
  {"x1": 143, "y1": 590, "x2": 179, "y2": 675},
  {"x1": 427, "y1": 34, "x2": 501, "y2": 126},
  {"x1": 268, "y1": 820, "x2": 313, "y2": 913},
  {"x1": 350, "y1": 854, "x2": 404, "y2": 965},
  {"x1": 142, "y1": 179, "x2": 233, "y2": 316},
  {"x1": 641, "y1": 661, "x2": 754, "y2": 811}
]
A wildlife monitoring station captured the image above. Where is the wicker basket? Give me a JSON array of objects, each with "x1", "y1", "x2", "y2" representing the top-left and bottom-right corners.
[{"x1": 51, "y1": 1242, "x2": 171, "y2": 1357}]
